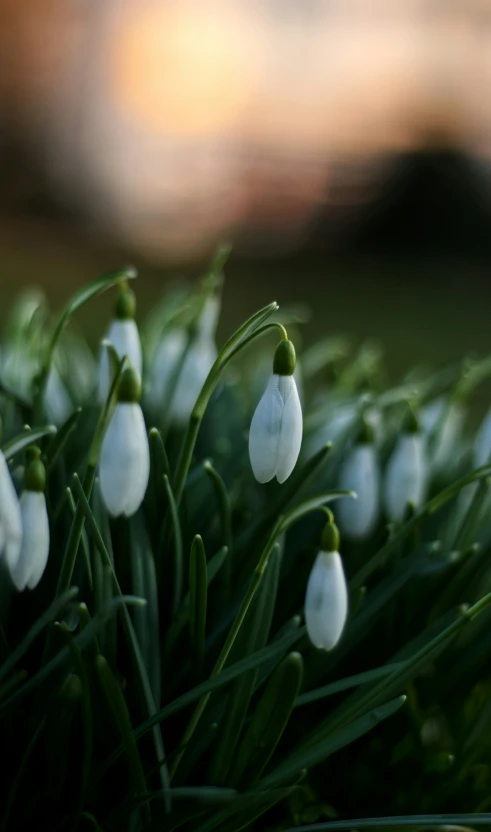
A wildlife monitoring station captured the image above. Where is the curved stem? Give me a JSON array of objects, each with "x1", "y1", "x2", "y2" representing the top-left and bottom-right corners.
[{"x1": 172, "y1": 303, "x2": 278, "y2": 505}]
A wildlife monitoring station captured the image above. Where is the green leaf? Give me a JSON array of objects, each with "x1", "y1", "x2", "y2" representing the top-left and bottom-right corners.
[
  {"x1": 259, "y1": 695, "x2": 406, "y2": 789},
  {"x1": 189, "y1": 535, "x2": 208, "y2": 674},
  {"x1": 44, "y1": 266, "x2": 137, "y2": 374},
  {"x1": 209, "y1": 543, "x2": 282, "y2": 785},
  {"x1": 0, "y1": 587, "x2": 78, "y2": 684},
  {"x1": 130, "y1": 514, "x2": 161, "y2": 708},
  {"x1": 295, "y1": 663, "x2": 407, "y2": 707},
  {"x1": 2, "y1": 424, "x2": 57, "y2": 459},
  {"x1": 44, "y1": 407, "x2": 82, "y2": 471},
  {"x1": 229, "y1": 651, "x2": 303, "y2": 787},
  {"x1": 204, "y1": 461, "x2": 233, "y2": 565},
  {"x1": 163, "y1": 474, "x2": 184, "y2": 615},
  {"x1": 284, "y1": 814, "x2": 491, "y2": 832},
  {"x1": 94, "y1": 654, "x2": 150, "y2": 825}
]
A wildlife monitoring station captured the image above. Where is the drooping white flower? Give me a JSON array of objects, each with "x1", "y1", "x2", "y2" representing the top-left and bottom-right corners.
[
  {"x1": 8, "y1": 450, "x2": 49, "y2": 591},
  {"x1": 146, "y1": 328, "x2": 187, "y2": 413},
  {"x1": 98, "y1": 287, "x2": 142, "y2": 403},
  {"x1": 100, "y1": 367, "x2": 150, "y2": 517},
  {"x1": 44, "y1": 365, "x2": 73, "y2": 426},
  {"x1": 384, "y1": 430, "x2": 427, "y2": 523},
  {"x1": 337, "y1": 431, "x2": 380, "y2": 539},
  {"x1": 474, "y1": 406, "x2": 491, "y2": 468},
  {"x1": 170, "y1": 296, "x2": 220, "y2": 426},
  {"x1": 249, "y1": 339, "x2": 302, "y2": 484},
  {"x1": 0, "y1": 451, "x2": 22, "y2": 574},
  {"x1": 305, "y1": 518, "x2": 348, "y2": 650},
  {"x1": 420, "y1": 397, "x2": 464, "y2": 473}
]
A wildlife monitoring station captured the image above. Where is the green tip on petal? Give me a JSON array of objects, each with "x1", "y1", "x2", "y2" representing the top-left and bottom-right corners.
[
  {"x1": 321, "y1": 514, "x2": 340, "y2": 553},
  {"x1": 115, "y1": 286, "x2": 137, "y2": 320},
  {"x1": 118, "y1": 366, "x2": 142, "y2": 403},
  {"x1": 25, "y1": 447, "x2": 46, "y2": 492},
  {"x1": 273, "y1": 339, "x2": 296, "y2": 376}
]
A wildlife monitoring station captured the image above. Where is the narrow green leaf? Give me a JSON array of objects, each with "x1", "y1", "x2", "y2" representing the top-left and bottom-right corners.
[
  {"x1": 352, "y1": 463, "x2": 491, "y2": 590},
  {"x1": 229, "y1": 652, "x2": 303, "y2": 787},
  {"x1": 192, "y1": 787, "x2": 296, "y2": 832},
  {"x1": 66, "y1": 488, "x2": 93, "y2": 592},
  {"x1": 0, "y1": 717, "x2": 46, "y2": 831},
  {"x1": 163, "y1": 474, "x2": 184, "y2": 614},
  {"x1": 165, "y1": 546, "x2": 228, "y2": 655},
  {"x1": 2, "y1": 424, "x2": 57, "y2": 460},
  {"x1": 295, "y1": 663, "x2": 407, "y2": 707},
  {"x1": 210, "y1": 543, "x2": 282, "y2": 784},
  {"x1": 71, "y1": 474, "x2": 171, "y2": 810},
  {"x1": 204, "y1": 461, "x2": 233, "y2": 565},
  {"x1": 279, "y1": 490, "x2": 356, "y2": 534},
  {"x1": 285, "y1": 814, "x2": 491, "y2": 832},
  {"x1": 44, "y1": 407, "x2": 82, "y2": 471},
  {"x1": 189, "y1": 535, "x2": 208, "y2": 674},
  {"x1": 0, "y1": 596, "x2": 144, "y2": 717},
  {"x1": 172, "y1": 723, "x2": 218, "y2": 785},
  {"x1": 259, "y1": 695, "x2": 406, "y2": 789},
  {"x1": 0, "y1": 587, "x2": 78, "y2": 684},
  {"x1": 130, "y1": 514, "x2": 161, "y2": 708},
  {"x1": 94, "y1": 654, "x2": 150, "y2": 825}
]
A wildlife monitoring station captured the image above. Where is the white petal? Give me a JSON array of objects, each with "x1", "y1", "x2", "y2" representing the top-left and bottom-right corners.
[
  {"x1": 0, "y1": 452, "x2": 22, "y2": 572},
  {"x1": 198, "y1": 297, "x2": 220, "y2": 340},
  {"x1": 100, "y1": 403, "x2": 150, "y2": 517},
  {"x1": 98, "y1": 319, "x2": 142, "y2": 403},
  {"x1": 146, "y1": 329, "x2": 186, "y2": 411},
  {"x1": 249, "y1": 375, "x2": 285, "y2": 483},
  {"x1": 275, "y1": 376, "x2": 303, "y2": 483},
  {"x1": 305, "y1": 551, "x2": 348, "y2": 650},
  {"x1": 384, "y1": 434, "x2": 427, "y2": 523},
  {"x1": 337, "y1": 443, "x2": 380, "y2": 539},
  {"x1": 12, "y1": 492, "x2": 50, "y2": 591},
  {"x1": 171, "y1": 338, "x2": 216, "y2": 425},
  {"x1": 474, "y1": 407, "x2": 491, "y2": 468},
  {"x1": 44, "y1": 366, "x2": 72, "y2": 426}
]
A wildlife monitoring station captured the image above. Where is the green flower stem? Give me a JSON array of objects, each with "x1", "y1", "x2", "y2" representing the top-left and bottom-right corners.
[
  {"x1": 172, "y1": 302, "x2": 278, "y2": 506},
  {"x1": 54, "y1": 356, "x2": 127, "y2": 599},
  {"x1": 33, "y1": 266, "x2": 136, "y2": 424},
  {"x1": 170, "y1": 490, "x2": 350, "y2": 778}
]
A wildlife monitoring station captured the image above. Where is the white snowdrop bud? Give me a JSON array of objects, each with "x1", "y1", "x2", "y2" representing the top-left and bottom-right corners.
[
  {"x1": 337, "y1": 422, "x2": 380, "y2": 539},
  {"x1": 9, "y1": 448, "x2": 49, "y2": 591},
  {"x1": 249, "y1": 339, "x2": 302, "y2": 484},
  {"x1": 474, "y1": 406, "x2": 491, "y2": 468},
  {"x1": 44, "y1": 365, "x2": 73, "y2": 426},
  {"x1": 98, "y1": 287, "x2": 142, "y2": 403},
  {"x1": 0, "y1": 451, "x2": 23, "y2": 576},
  {"x1": 146, "y1": 329, "x2": 187, "y2": 412},
  {"x1": 384, "y1": 413, "x2": 427, "y2": 522},
  {"x1": 100, "y1": 367, "x2": 150, "y2": 517},
  {"x1": 421, "y1": 397, "x2": 464, "y2": 472},
  {"x1": 305, "y1": 517, "x2": 348, "y2": 650}
]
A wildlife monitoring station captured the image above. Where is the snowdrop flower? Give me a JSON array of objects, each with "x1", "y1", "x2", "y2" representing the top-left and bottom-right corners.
[
  {"x1": 0, "y1": 451, "x2": 22, "y2": 574},
  {"x1": 305, "y1": 515, "x2": 348, "y2": 650},
  {"x1": 384, "y1": 412, "x2": 427, "y2": 523},
  {"x1": 100, "y1": 367, "x2": 150, "y2": 517},
  {"x1": 171, "y1": 296, "x2": 220, "y2": 426},
  {"x1": 98, "y1": 286, "x2": 142, "y2": 403},
  {"x1": 44, "y1": 365, "x2": 72, "y2": 426},
  {"x1": 337, "y1": 421, "x2": 380, "y2": 539},
  {"x1": 9, "y1": 448, "x2": 49, "y2": 591},
  {"x1": 249, "y1": 338, "x2": 302, "y2": 484},
  {"x1": 474, "y1": 406, "x2": 491, "y2": 468},
  {"x1": 421, "y1": 397, "x2": 464, "y2": 473},
  {"x1": 146, "y1": 328, "x2": 187, "y2": 413}
]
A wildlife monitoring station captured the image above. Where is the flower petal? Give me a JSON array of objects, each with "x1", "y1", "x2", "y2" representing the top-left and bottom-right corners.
[
  {"x1": 100, "y1": 403, "x2": 150, "y2": 517},
  {"x1": 0, "y1": 452, "x2": 22, "y2": 572},
  {"x1": 275, "y1": 375, "x2": 303, "y2": 483},
  {"x1": 171, "y1": 338, "x2": 217, "y2": 426},
  {"x1": 11, "y1": 492, "x2": 49, "y2": 591},
  {"x1": 384, "y1": 434, "x2": 427, "y2": 522},
  {"x1": 249, "y1": 374, "x2": 284, "y2": 483},
  {"x1": 98, "y1": 319, "x2": 142, "y2": 403},
  {"x1": 305, "y1": 551, "x2": 348, "y2": 650},
  {"x1": 337, "y1": 443, "x2": 380, "y2": 539}
]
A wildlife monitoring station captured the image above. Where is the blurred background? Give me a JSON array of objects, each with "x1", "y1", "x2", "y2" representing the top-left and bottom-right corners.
[{"x1": 2, "y1": 0, "x2": 491, "y2": 376}]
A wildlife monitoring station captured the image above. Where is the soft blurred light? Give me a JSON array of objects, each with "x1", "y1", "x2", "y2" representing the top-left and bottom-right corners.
[{"x1": 3, "y1": 0, "x2": 491, "y2": 260}]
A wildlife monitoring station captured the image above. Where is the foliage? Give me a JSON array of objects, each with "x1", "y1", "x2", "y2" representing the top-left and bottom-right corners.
[{"x1": 1, "y1": 254, "x2": 491, "y2": 831}]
